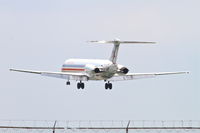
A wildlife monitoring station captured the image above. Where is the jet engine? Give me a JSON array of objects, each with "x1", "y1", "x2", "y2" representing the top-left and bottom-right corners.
[
  {"x1": 85, "y1": 64, "x2": 101, "y2": 73},
  {"x1": 120, "y1": 67, "x2": 129, "y2": 74},
  {"x1": 94, "y1": 68, "x2": 100, "y2": 73},
  {"x1": 117, "y1": 65, "x2": 129, "y2": 74}
]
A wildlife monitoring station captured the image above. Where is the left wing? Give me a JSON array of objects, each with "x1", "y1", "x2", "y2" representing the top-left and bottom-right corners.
[
  {"x1": 9, "y1": 69, "x2": 89, "y2": 81},
  {"x1": 108, "y1": 71, "x2": 189, "y2": 81}
]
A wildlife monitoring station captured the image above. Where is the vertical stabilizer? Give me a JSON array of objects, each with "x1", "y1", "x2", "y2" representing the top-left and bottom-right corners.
[{"x1": 109, "y1": 39, "x2": 121, "y2": 64}]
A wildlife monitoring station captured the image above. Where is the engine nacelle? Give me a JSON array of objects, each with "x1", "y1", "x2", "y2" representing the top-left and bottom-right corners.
[
  {"x1": 85, "y1": 64, "x2": 101, "y2": 73},
  {"x1": 117, "y1": 65, "x2": 129, "y2": 74},
  {"x1": 120, "y1": 67, "x2": 129, "y2": 74},
  {"x1": 94, "y1": 68, "x2": 100, "y2": 73}
]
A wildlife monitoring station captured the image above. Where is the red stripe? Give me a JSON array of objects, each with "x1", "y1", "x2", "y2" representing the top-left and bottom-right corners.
[{"x1": 62, "y1": 68, "x2": 85, "y2": 71}]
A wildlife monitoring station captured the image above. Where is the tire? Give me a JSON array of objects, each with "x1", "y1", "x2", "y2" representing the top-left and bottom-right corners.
[
  {"x1": 109, "y1": 83, "x2": 112, "y2": 90},
  {"x1": 77, "y1": 83, "x2": 81, "y2": 89},
  {"x1": 81, "y1": 83, "x2": 85, "y2": 89},
  {"x1": 105, "y1": 83, "x2": 108, "y2": 89},
  {"x1": 66, "y1": 81, "x2": 70, "y2": 85}
]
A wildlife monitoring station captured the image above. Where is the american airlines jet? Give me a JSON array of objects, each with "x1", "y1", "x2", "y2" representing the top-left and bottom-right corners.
[{"x1": 10, "y1": 39, "x2": 188, "y2": 90}]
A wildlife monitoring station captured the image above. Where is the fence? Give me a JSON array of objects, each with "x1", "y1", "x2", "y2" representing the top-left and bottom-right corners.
[{"x1": 0, "y1": 120, "x2": 200, "y2": 133}]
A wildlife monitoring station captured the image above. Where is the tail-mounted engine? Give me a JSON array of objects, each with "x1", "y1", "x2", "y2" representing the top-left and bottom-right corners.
[
  {"x1": 120, "y1": 67, "x2": 129, "y2": 74},
  {"x1": 94, "y1": 68, "x2": 100, "y2": 73},
  {"x1": 85, "y1": 64, "x2": 102, "y2": 73},
  {"x1": 117, "y1": 65, "x2": 129, "y2": 74}
]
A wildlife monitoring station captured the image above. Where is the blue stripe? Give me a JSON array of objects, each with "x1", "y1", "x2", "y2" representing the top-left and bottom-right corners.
[{"x1": 62, "y1": 64, "x2": 85, "y2": 68}]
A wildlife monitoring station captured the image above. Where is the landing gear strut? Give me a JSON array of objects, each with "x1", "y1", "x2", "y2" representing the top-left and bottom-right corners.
[
  {"x1": 77, "y1": 81, "x2": 84, "y2": 89},
  {"x1": 105, "y1": 82, "x2": 112, "y2": 90}
]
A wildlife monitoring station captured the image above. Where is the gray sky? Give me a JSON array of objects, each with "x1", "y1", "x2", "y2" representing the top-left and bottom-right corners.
[{"x1": 0, "y1": 0, "x2": 199, "y2": 121}]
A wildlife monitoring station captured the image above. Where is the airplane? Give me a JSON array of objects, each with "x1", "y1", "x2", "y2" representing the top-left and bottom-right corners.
[{"x1": 10, "y1": 38, "x2": 189, "y2": 90}]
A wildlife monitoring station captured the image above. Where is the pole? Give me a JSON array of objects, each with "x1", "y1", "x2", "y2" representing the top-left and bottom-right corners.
[
  {"x1": 53, "y1": 121, "x2": 57, "y2": 133},
  {"x1": 126, "y1": 121, "x2": 130, "y2": 133}
]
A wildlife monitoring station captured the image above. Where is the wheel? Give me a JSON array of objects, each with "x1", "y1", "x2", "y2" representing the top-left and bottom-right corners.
[
  {"x1": 105, "y1": 83, "x2": 108, "y2": 89},
  {"x1": 109, "y1": 83, "x2": 112, "y2": 89},
  {"x1": 66, "y1": 81, "x2": 70, "y2": 85},
  {"x1": 81, "y1": 83, "x2": 85, "y2": 89},
  {"x1": 77, "y1": 83, "x2": 81, "y2": 89}
]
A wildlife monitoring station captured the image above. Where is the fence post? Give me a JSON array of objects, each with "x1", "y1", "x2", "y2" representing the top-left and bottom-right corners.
[
  {"x1": 126, "y1": 121, "x2": 130, "y2": 133},
  {"x1": 53, "y1": 121, "x2": 57, "y2": 133}
]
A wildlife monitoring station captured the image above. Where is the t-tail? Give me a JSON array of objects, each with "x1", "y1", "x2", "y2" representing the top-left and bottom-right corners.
[{"x1": 89, "y1": 38, "x2": 156, "y2": 64}]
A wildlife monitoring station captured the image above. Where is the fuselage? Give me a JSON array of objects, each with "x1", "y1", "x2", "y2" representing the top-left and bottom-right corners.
[{"x1": 61, "y1": 59, "x2": 122, "y2": 80}]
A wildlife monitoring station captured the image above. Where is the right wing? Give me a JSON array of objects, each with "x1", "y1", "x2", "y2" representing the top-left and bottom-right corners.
[
  {"x1": 9, "y1": 69, "x2": 89, "y2": 81},
  {"x1": 108, "y1": 71, "x2": 189, "y2": 81}
]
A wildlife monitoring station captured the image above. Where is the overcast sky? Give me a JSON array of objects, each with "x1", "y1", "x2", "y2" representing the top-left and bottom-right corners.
[{"x1": 0, "y1": 0, "x2": 199, "y2": 121}]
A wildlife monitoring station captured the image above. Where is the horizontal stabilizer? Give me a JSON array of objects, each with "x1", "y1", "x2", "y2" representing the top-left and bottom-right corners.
[
  {"x1": 89, "y1": 38, "x2": 155, "y2": 63},
  {"x1": 88, "y1": 39, "x2": 156, "y2": 44}
]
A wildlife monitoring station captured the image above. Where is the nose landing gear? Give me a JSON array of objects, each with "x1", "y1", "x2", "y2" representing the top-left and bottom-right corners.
[
  {"x1": 66, "y1": 81, "x2": 70, "y2": 85},
  {"x1": 77, "y1": 81, "x2": 85, "y2": 89},
  {"x1": 105, "y1": 82, "x2": 112, "y2": 90}
]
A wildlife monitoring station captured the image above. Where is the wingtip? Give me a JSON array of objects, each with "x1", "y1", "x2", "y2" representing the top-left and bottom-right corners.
[
  {"x1": 147, "y1": 41, "x2": 156, "y2": 44},
  {"x1": 86, "y1": 40, "x2": 92, "y2": 43},
  {"x1": 9, "y1": 68, "x2": 18, "y2": 72},
  {"x1": 86, "y1": 40, "x2": 98, "y2": 43},
  {"x1": 186, "y1": 71, "x2": 190, "y2": 74},
  {"x1": 180, "y1": 71, "x2": 190, "y2": 74}
]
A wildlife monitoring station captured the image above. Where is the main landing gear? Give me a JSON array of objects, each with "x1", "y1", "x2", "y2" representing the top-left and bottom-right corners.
[
  {"x1": 105, "y1": 81, "x2": 112, "y2": 90},
  {"x1": 66, "y1": 81, "x2": 113, "y2": 90},
  {"x1": 77, "y1": 81, "x2": 85, "y2": 89},
  {"x1": 66, "y1": 81, "x2": 85, "y2": 89}
]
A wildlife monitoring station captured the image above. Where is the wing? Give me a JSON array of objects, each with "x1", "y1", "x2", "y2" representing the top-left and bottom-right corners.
[
  {"x1": 108, "y1": 71, "x2": 189, "y2": 81},
  {"x1": 10, "y1": 69, "x2": 89, "y2": 81}
]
